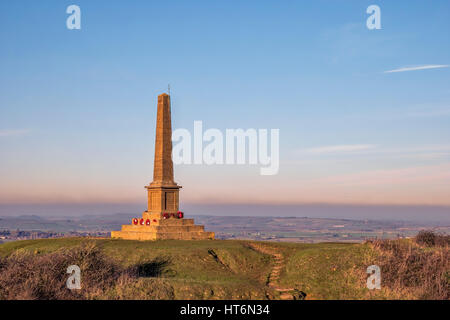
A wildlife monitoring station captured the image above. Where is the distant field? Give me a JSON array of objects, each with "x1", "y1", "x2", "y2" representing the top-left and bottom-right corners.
[
  {"x1": 0, "y1": 238, "x2": 420, "y2": 300},
  {"x1": 2, "y1": 214, "x2": 448, "y2": 243}
]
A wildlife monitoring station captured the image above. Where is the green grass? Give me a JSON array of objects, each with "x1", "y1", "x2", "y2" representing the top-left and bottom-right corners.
[
  {"x1": 0, "y1": 238, "x2": 411, "y2": 300},
  {"x1": 275, "y1": 242, "x2": 388, "y2": 299}
]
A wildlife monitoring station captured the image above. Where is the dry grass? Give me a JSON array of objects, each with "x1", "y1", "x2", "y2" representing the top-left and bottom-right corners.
[
  {"x1": 369, "y1": 231, "x2": 449, "y2": 300},
  {"x1": 0, "y1": 242, "x2": 166, "y2": 300}
]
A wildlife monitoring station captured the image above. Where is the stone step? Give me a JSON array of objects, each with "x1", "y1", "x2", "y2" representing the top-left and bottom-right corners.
[
  {"x1": 121, "y1": 224, "x2": 205, "y2": 233},
  {"x1": 158, "y1": 218, "x2": 195, "y2": 226},
  {"x1": 156, "y1": 231, "x2": 215, "y2": 240},
  {"x1": 279, "y1": 293, "x2": 293, "y2": 300},
  {"x1": 274, "y1": 288, "x2": 295, "y2": 292},
  {"x1": 111, "y1": 230, "x2": 214, "y2": 241},
  {"x1": 111, "y1": 230, "x2": 157, "y2": 241}
]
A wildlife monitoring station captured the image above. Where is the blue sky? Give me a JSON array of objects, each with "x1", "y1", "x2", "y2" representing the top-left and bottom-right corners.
[{"x1": 1, "y1": 1, "x2": 449, "y2": 218}]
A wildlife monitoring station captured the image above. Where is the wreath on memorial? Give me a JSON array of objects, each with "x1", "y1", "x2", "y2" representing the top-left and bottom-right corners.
[
  {"x1": 163, "y1": 213, "x2": 169, "y2": 219},
  {"x1": 145, "y1": 219, "x2": 151, "y2": 226},
  {"x1": 139, "y1": 218, "x2": 145, "y2": 225},
  {"x1": 177, "y1": 211, "x2": 184, "y2": 219},
  {"x1": 133, "y1": 218, "x2": 139, "y2": 225}
]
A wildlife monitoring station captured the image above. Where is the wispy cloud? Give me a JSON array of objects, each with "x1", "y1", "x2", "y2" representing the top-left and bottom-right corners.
[
  {"x1": 0, "y1": 129, "x2": 30, "y2": 137},
  {"x1": 384, "y1": 65, "x2": 449, "y2": 73},
  {"x1": 290, "y1": 145, "x2": 450, "y2": 166},
  {"x1": 303, "y1": 144, "x2": 376, "y2": 155},
  {"x1": 308, "y1": 163, "x2": 450, "y2": 188}
]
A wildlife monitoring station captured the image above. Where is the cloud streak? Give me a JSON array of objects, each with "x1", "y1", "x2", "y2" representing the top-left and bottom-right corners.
[
  {"x1": 384, "y1": 65, "x2": 449, "y2": 73},
  {"x1": 303, "y1": 144, "x2": 376, "y2": 155},
  {"x1": 0, "y1": 129, "x2": 30, "y2": 137}
]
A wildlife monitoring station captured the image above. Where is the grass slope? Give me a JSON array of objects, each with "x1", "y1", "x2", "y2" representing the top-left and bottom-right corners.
[{"x1": 0, "y1": 238, "x2": 428, "y2": 300}]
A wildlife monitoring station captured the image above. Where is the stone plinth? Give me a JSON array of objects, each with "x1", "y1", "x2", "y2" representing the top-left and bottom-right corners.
[{"x1": 111, "y1": 212, "x2": 214, "y2": 241}]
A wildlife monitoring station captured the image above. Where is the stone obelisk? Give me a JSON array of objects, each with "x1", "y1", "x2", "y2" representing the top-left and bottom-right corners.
[
  {"x1": 111, "y1": 93, "x2": 214, "y2": 241},
  {"x1": 146, "y1": 93, "x2": 181, "y2": 215}
]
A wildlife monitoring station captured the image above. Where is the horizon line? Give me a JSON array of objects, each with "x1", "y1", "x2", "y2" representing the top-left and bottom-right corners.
[{"x1": 1, "y1": 201, "x2": 449, "y2": 208}]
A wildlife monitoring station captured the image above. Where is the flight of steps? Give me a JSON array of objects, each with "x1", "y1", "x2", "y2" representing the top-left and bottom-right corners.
[
  {"x1": 111, "y1": 215, "x2": 214, "y2": 241},
  {"x1": 248, "y1": 243, "x2": 306, "y2": 300}
]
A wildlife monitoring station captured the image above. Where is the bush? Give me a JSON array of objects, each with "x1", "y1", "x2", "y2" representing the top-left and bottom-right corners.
[
  {"x1": 372, "y1": 238, "x2": 449, "y2": 300},
  {"x1": 0, "y1": 242, "x2": 125, "y2": 300},
  {"x1": 0, "y1": 242, "x2": 177, "y2": 300},
  {"x1": 415, "y1": 230, "x2": 450, "y2": 247},
  {"x1": 415, "y1": 230, "x2": 436, "y2": 247}
]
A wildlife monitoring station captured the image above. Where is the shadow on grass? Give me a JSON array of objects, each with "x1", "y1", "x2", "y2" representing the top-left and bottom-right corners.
[{"x1": 131, "y1": 257, "x2": 174, "y2": 278}]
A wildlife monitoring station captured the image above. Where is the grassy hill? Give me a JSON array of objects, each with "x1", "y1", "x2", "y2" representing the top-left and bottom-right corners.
[{"x1": 0, "y1": 237, "x2": 447, "y2": 300}]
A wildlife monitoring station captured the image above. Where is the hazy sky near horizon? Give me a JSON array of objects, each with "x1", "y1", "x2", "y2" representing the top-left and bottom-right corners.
[{"x1": 1, "y1": 1, "x2": 450, "y2": 214}]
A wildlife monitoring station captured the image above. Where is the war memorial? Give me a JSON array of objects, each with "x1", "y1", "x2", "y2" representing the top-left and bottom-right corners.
[{"x1": 111, "y1": 94, "x2": 215, "y2": 240}]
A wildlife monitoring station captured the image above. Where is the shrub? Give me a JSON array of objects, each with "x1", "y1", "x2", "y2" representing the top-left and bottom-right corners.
[
  {"x1": 371, "y1": 238, "x2": 449, "y2": 300},
  {"x1": 0, "y1": 242, "x2": 124, "y2": 300},
  {"x1": 415, "y1": 230, "x2": 436, "y2": 247},
  {"x1": 0, "y1": 242, "x2": 177, "y2": 300},
  {"x1": 415, "y1": 230, "x2": 450, "y2": 247}
]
